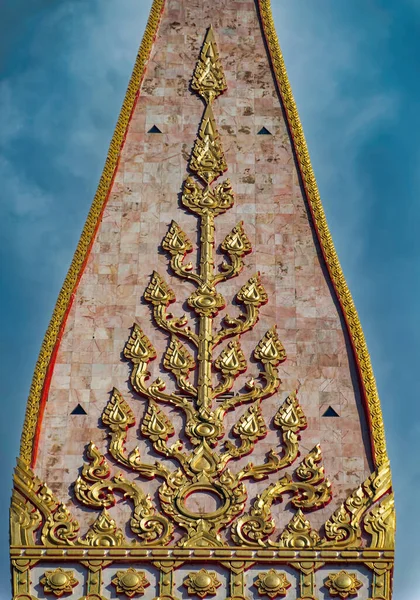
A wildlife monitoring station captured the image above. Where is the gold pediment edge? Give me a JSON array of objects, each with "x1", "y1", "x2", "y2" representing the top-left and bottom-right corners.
[
  {"x1": 257, "y1": 0, "x2": 389, "y2": 469},
  {"x1": 17, "y1": 0, "x2": 166, "y2": 467}
]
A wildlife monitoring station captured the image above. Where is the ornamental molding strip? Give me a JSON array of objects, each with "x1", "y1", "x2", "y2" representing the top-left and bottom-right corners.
[{"x1": 10, "y1": 3, "x2": 395, "y2": 600}]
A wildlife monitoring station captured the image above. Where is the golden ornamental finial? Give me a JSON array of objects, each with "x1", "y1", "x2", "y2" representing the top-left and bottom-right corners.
[
  {"x1": 191, "y1": 25, "x2": 227, "y2": 104},
  {"x1": 189, "y1": 104, "x2": 227, "y2": 184}
]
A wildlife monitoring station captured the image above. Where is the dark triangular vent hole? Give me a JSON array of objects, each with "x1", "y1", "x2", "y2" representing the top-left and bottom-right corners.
[
  {"x1": 322, "y1": 406, "x2": 340, "y2": 417},
  {"x1": 257, "y1": 126, "x2": 272, "y2": 135},
  {"x1": 71, "y1": 404, "x2": 87, "y2": 415},
  {"x1": 148, "y1": 125, "x2": 162, "y2": 134}
]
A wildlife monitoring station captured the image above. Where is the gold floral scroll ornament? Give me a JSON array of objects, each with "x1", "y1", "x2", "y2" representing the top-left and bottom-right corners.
[
  {"x1": 254, "y1": 570, "x2": 291, "y2": 598},
  {"x1": 111, "y1": 568, "x2": 150, "y2": 598},
  {"x1": 184, "y1": 569, "x2": 222, "y2": 598},
  {"x1": 324, "y1": 571, "x2": 362, "y2": 598},
  {"x1": 40, "y1": 568, "x2": 78, "y2": 597}
]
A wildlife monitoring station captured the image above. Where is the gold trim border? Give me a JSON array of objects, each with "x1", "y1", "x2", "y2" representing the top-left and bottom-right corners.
[
  {"x1": 18, "y1": 0, "x2": 166, "y2": 465},
  {"x1": 258, "y1": 0, "x2": 388, "y2": 467}
]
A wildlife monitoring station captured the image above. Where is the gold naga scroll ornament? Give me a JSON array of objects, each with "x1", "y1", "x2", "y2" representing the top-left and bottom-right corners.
[{"x1": 10, "y1": 22, "x2": 395, "y2": 600}]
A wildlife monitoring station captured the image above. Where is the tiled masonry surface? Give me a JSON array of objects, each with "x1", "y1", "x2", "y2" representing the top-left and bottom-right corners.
[{"x1": 35, "y1": 0, "x2": 373, "y2": 540}]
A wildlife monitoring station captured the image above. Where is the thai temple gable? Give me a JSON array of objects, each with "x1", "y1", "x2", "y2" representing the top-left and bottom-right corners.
[{"x1": 11, "y1": 1, "x2": 394, "y2": 599}]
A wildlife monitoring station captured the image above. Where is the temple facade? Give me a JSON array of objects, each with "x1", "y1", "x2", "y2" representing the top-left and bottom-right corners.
[{"x1": 10, "y1": 2, "x2": 395, "y2": 599}]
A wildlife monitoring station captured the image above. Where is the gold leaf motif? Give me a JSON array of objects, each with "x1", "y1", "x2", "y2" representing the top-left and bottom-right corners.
[
  {"x1": 144, "y1": 271, "x2": 175, "y2": 306},
  {"x1": 183, "y1": 569, "x2": 222, "y2": 598},
  {"x1": 162, "y1": 220, "x2": 193, "y2": 256},
  {"x1": 254, "y1": 327, "x2": 286, "y2": 364},
  {"x1": 182, "y1": 176, "x2": 234, "y2": 216},
  {"x1": 237, "y1": 273, "x2": 268, "y2": 306},
  {"x1": 112, "y1": 568, "x2": 150, "y2": 598},
  {"x1": 277, "y1": 510, "x2": 320, "y2": 548},
  {"x1": 189, "y1": 105, "x2": 227, "y2": 185},
  {"x1": 79, "y1": 509, "x2": 125, "y2": 547},
  {"x1": 40, "y1": 568, "x2": 78, "y2": 597},
  {"x1": 141, "y1": 402, "x2": 174, "y2": 442},
  {"x1": 124, "y1": 323, "x2": 157, "y2": 363},
  {"x1": 191, "y1": 26, "x2": 227, "y2": 104},
  {"x1": 273, "y1": 391, "x2": 307, "y2": 432},
  {"x1": 163, "y1": 336, "x2": 195, "y2": 375},
  {"x1": 324, "y1": 570, "x2": 363, "y2": 598},
  {"x1": 233, "y1": 444, "x2": 331, "y2": 546},
  {"x1": 102, "y1": 388, "x2": 135, "y2": 431},
  {"x1": 233, "y1": 402, "x2": 267, "y2": 442},
  {"x1": 296, "y1": 444, "x2": 325, "y2": 483},
  {"x1": 214, "y1": 340, "x2": 247, "y2": 375},
  {"x1": 221, "y1": 222, "x2": 252, "y2": 256},
  {"x1": 254, "y1": 570, "x2": 291, "y2": 598}
]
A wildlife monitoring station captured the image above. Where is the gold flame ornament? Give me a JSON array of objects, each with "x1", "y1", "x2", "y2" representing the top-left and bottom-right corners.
[{"x1": 191, "y1": 25, "x2": 227, "y2": 104}]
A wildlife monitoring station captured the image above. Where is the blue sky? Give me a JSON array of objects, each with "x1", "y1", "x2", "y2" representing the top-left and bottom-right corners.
[{"x1": 1, "y1": 1, "x2": 419, "y2": 598}]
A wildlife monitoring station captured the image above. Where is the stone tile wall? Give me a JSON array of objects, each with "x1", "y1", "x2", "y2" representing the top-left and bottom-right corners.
[{"x1": 35, "y1": 0, "x2": 373, "y2": 539}]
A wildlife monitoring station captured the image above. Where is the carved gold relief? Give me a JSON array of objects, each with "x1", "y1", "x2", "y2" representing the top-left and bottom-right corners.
[
  {"x1": 184, "y1": 570, "x2": 222, "y2": 598},
  {"x1": 324, "y1": 571, "x2": 362, "y2": 598},
  {"x1": 66, "y1": 27, "x2": 338, "y2": 550},
  {"x1": 233, "y1": 445, "x2": 331, "y2": 546},
  {"x1": 254, "y1": 570, "x2": 291, "y2": 598},
  {"x1": 79, "y1": 509, "x2": 125, "y2": 547},
  {"x1": 111, "y1": 569, "x2": 150, "y2": 597},
  {"x1": 189, "y1": 105, "x2": 227, "y2": 184},
  {"x1": 278, "y1": 510, "x2": 320, "y2": 548},
  {"x1": 40, "y1": 568, "x2": 78, "y2": 597}
]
